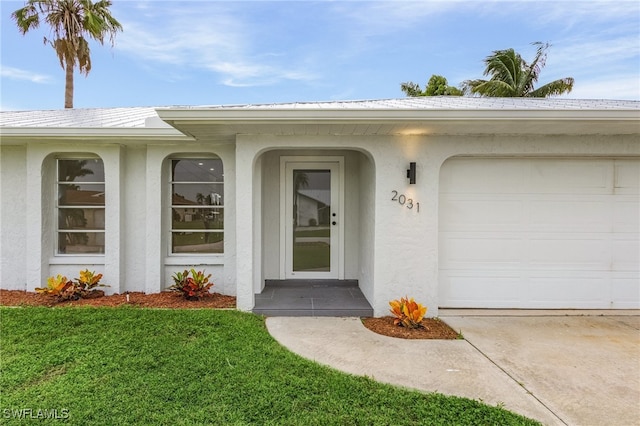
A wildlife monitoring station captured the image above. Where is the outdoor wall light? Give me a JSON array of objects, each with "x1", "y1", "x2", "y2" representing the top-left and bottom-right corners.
[{"x1": 406, "y1": 162, "x2": 416, "y2": 184}]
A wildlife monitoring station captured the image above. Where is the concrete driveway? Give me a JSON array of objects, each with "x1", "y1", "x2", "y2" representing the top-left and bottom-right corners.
[
  {"x1": 442, "y1": 311, "x2": 640, "y2": 426},
  {"x1": 266, "y1": 311, "x2": 639, "y2": 426}
]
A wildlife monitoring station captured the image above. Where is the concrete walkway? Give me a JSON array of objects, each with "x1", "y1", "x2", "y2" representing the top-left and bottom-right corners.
[{"x1": 266, "y1": 312, "x2": 640, "y2": 426}]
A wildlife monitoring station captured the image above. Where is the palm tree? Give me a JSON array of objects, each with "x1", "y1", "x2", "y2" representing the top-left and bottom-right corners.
[
  {"x1": 462, "y1": 42, "x2": 574, "y2": 97},
  {"x1": 12, "y1": 0, "x2": 122, "y2": 108}
]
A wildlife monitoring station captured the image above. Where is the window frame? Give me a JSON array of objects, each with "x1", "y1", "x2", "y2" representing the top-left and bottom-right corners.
[
  {"x1": 168, "y1": 156, "x2": 224, "y2": 256},
  {"x1": 55, "y1": 156, "x2": 106, "y2": 256}
]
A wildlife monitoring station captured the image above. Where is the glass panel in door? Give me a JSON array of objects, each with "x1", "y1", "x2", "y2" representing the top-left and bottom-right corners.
[{"x1": 292, "y1": 169, "x2": 331, "y2": 272}]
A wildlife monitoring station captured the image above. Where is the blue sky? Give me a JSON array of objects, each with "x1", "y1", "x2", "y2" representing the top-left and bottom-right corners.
[{"x1": 1, "y1": 0, "x2": 639, "y2": 110}]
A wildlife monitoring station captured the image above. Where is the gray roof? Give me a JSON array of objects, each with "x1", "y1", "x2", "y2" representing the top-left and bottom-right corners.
[
  {"x1": 0, "y1": 107, "x2": 162, "y2": 128},
  {"x1": 1, "y1": 98, "x2": 638, "y2": 129},
  {"x1": 196, "y1": 97, "x2": 640, "y2": 111}
]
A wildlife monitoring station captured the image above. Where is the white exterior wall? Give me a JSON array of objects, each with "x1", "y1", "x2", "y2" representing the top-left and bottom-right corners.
[
  {"x1": 370, "y1": 133, "x2": 639, "y2": 316},
  {"x1": 236, "y1": 133, "x2": 639, "y2": 316},
  {"x1": 235, "y1": 138, "x2": 257, "y2": 310},
  {"x1": 123, "y1": 145, "x2": 147, "y2": 292},
  {"x1": 260, "y1": 151, "x2": 280, "y2": 282},
  {"x1": 145, "y1": 142, "x2": 236, "y2": 295},
  {"x1": 1, "y1": 129, "x2": 638, "y2": 317},
  {"x1": 230, "y1": 135, "x2": 431, "y2": 316},
  {"x1": 357, "y1": 151, "x2": 376, "y2": 304},
  {"x1": 234, "y1": 137, "x2": 377, "y2": 311},
  {"x1": 366, "y1": 136, "x2": 435, "y2": 316},
  {"x1": 0, "y1": 139, "x2": 237, "y2": 298},
  {"x1": 19, "y1": 143, "x2": 123, "y2": 292},
  {"x1": 0, "y1": 145, "x2": 27, "y2": 290}
]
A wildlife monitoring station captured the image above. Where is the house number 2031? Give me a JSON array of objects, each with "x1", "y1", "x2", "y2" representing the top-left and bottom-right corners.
[{"x1": 391, "y1": 190, "x2": 419, "y2": 213}]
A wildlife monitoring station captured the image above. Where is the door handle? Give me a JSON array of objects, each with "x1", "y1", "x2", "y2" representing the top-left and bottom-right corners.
[{"x1": 332, "y1": 221, "x2": 337, "y2": 226}]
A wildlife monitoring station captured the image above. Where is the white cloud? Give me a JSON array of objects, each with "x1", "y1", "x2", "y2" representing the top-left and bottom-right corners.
[
  {"x1": 550, "y1": 34, "x2": 639, "y2": 68},
  {"x1": 529, "y1": 0, "x2": 639, "y2": 27},
  {"x1": 340, "y1": 0, "x2": 637, "y2": 36},
  {"x1": 568, "y1": 74, "x2": 640, "y2": 100},
  {"x1": 115, "y1": 3, "x2": 317, "y2": 87},
  {"x1": 1, "y1": 66, "x2": 52, "y2": 83},
  {"x1": 541, "y1": 33, "x2": 639, "y2": 99},
  {"x1": 334, "y1": 1, "x2": 456, "y2": 33}
]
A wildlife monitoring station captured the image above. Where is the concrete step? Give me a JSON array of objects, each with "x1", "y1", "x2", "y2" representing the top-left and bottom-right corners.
[{"x1": 254, "y1": 279, "x2": 373, "y2": 317}]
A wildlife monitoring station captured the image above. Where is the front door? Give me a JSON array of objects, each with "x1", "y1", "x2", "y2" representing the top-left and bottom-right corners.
[{"x1": 281, "y1": 157, "x2": 343, "y2": 279}]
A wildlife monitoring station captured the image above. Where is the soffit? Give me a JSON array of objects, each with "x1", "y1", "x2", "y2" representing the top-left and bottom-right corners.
[
  {"x1": 157, "y1": 98, "x2": 639, "y2": 138},
  {"x1": 157, "y1": 109, "x2": 640, "y2": 139}
]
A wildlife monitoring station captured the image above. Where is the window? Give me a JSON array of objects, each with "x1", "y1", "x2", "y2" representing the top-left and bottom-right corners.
[
  {"x1": 57, "y1": 158, "x2": 105, "y2": 254},
  {"x1": 170, "y1": 158, "x2": 224, "y2": 254}
]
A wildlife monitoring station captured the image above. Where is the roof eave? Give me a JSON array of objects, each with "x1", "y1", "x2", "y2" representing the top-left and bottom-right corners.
[
  {"x1": 156, "y1": 107, "x2": 640, "y2": 138},
  {"x1": 156, "y1": 107, "x2": 640, "y2": 122},
  {"x1": 0, "y1": 127, "x2": 193, "y2": 144}
]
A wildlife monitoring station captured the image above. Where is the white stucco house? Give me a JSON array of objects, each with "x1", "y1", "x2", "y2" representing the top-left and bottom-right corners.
[{"x1": 1, "y1": 97, "x2": 638, "y2": 316}]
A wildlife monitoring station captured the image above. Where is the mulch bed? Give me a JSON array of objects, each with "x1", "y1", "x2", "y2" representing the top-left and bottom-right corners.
[
  {"x1": 0, "y1": 289, "x2": 236, "y2": 309},
  {"x1": 362, "y1": 316, "x2": 461, "y2": 340}
]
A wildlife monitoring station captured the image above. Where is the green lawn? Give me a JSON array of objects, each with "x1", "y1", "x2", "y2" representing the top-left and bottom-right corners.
[{"x1": 0, "y1": 307, "x2": 540, "y2": 425}]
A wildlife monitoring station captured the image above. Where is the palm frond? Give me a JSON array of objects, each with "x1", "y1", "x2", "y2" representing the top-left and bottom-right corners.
[
  {"x1": 484, "y1": 49, "x2": 520, "y2": 88},
  {"x1": 526, "y1": 42, "x2": 549, "y2": 84},
  {"x1": 76, "y1": 38, "x2": 92, "y2": 75},
  {"x1": 518, "y1": 42, "x2": 548, "y2": 95},
  {"x1": 468, "y1": 42, "x2": 574, "y2": 98},
  {"x1": 461, "y1": 79, "x2": 486, "y2": 96},
  {"x1": 476, "y1": 80, "x2": 517, "y2": 97},
  {"x1": 528, "y1": 77, "x2": 574, "y2": 97},
  {"x1": 400, "y1": 81, "x2": 424, "y2": 97},
  {"x1": 11, "y1": 3, "x2": 41, "y2": 34}
]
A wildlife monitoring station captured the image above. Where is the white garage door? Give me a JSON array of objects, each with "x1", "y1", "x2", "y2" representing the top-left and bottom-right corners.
[{"x1": 439, "y1": 158, "x2": 639, "y2": 309}]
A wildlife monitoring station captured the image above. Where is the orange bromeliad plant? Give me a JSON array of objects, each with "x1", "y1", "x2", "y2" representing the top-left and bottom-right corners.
[
  {"x1": 36, "y1": 270, "x2": 107, "y2": 301},
  {"x1": 76, "y1": 269, "x2": 104, "y2": 290},
  {"x1": 389, "y1": 296, "x2": 427, "y2": 329},
  {"x1": 35, "y1": 274, "x2": 74, "y2": 300}
]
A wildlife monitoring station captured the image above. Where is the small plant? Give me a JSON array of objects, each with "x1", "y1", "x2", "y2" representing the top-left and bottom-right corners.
[
  {"x1": 389, "y1": 296, "x2": 427, "y2": 329},
  {"x1": 76, "y1": 269, "x2": 104, "y2": 290},
  {"x1": 169, "y1": 269, "x2": 213, "y2": 300},
  {"x1": 36, "y1": 270, "x2": 108, "y2": 302},
  {"x1": 35, "y1": 274, "x2": 75, "y2": 300},
  {"x1": 74, "y1": 269, "x2": 108, "y2": 299}
]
